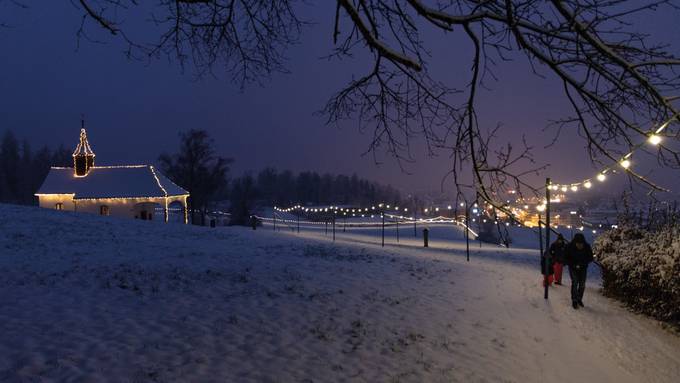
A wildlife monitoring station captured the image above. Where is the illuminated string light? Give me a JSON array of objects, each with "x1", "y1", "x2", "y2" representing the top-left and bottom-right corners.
[{"x1": 544, "y1": 117, "x2": 675, "y2": 194}]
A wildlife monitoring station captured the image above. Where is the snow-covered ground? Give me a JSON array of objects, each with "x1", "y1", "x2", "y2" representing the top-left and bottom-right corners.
[{"x1": 1, "y1": 203, "x2": 679, "y2": 382}]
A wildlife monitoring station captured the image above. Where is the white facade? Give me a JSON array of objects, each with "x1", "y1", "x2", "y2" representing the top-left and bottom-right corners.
[
  {"x1": 36, "y1": 129, "x2": 189, "y2": 223},
  {"x1": 37, "y1": 193, "x2": 188, "y2": 222}
]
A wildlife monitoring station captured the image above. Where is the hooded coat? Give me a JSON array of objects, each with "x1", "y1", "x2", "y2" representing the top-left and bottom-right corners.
[
  {"x1": 549, "y1": 240, "x2": 567, "y2": 264},
  {"x1": 565, "y1": 239, "x2": 593, "y2": 267}
]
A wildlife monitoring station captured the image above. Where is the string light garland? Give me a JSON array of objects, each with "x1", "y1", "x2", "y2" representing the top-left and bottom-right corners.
[{"x1": 545, "y1": 117, "x2": 676, "y2": 194}]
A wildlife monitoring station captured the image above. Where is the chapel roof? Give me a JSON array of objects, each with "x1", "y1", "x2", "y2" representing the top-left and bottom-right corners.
[{"x1": 36, "y1": 165, "x2": 188, "y2": 200}]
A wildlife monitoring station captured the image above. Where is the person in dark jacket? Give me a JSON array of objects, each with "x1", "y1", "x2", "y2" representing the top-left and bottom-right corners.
[
  {"x1": 564, "y1": 233, "x2": 594, "y2": 309},
  {"x1": 540, "y1": 248, "x2": 554, "y2": 287},
  {"x1": 549, "y1": 234, "x2": 567, "y2": 285}
]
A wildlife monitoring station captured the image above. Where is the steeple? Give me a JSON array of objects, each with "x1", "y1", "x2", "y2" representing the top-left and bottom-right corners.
[{"x1": 73, "y1": 120, "x2": 95, "y2": 177}]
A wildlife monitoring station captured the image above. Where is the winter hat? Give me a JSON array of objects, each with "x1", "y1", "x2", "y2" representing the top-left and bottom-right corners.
[{"x1": 573, "y1": 233, "x2": 586, "y2": 243}]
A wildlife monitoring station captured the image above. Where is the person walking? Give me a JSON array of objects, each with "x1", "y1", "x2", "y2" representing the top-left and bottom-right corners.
[
  {"x1": 549, "y1": 234, "x2": 567, "y2": 285},
  {"x1": 540, "y1": 247, "x2": 554, "y2": 287},
  {"x1": 564, "y1": 233, "x2": 593, "y2": 309}
]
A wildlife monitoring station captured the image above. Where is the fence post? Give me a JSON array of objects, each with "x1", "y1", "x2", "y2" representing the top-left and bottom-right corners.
[
  {"x1": 381, "y1": 213, "x2": 385, "y2": 247},
  {"x1": 414, "y1": 209, "x2": 417, "y2": 237}
]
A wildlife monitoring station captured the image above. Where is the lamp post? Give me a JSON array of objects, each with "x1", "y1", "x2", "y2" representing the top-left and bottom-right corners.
[
  {"x1": 465, "y1": 200, "x2": 470, "y2": 262},
  {"x1": 544, "y1": 177, "x2": 551, "y2": 300}
]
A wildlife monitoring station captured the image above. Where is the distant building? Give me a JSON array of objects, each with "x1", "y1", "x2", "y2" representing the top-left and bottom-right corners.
[{"x1": 36, "y1": 127, "x2": 189, "y2": 223}]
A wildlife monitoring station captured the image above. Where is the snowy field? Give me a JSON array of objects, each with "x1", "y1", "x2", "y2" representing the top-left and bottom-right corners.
[{"x1": 1, "y1": 203, "x2": 679, "y2": 382}]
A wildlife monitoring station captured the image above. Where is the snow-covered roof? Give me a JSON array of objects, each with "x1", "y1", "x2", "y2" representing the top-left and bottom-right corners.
[{"x1": 36, "y1": 165, "x2": 189, "y2": 199}]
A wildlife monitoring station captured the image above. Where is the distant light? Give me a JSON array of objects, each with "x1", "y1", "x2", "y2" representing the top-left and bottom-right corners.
[
  {"x1": 447, "y1": 205, "x2": 452, "y2": 210},
  {"x1": 620, "y1": 159, "x2": 631, "y2": 169},
  {"x1": 536, "y1": 205, "x2": 546, "y2": 212},
  {"x1": 597, "y1": 173, "x2": 606, "y2": 182},
  {"x1": 460, "y1": 202, "x2": 465, "y2": 207},
  {"x1": 648, "y1": 134, "x2": 662, "y2": 145},
  {"x1": 561, "y1": 186, "x2": 568, "y2": 192},
  {"x1": 584, "y1": 181, "x2": 592, "y2": 189},
  {"x1": 570, "y1": 185, "x2": 578, "y2": 192}
]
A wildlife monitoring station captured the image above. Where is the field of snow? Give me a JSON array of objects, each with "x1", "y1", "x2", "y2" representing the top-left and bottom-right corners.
[{"x1": 1, "y1": 203, "x2": 679, "y2": 382}]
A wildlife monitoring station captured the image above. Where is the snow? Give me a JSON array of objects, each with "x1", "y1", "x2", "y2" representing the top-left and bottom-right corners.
[
  {"x1": 594, "y1": 223, "x2": 680, "y2": 324},
  {"x1": 36, "y1": 166, "x2": 188, "y2": 198},
  {"x1": 1, "y1": 203, "x2": 679, "y2": 382}
]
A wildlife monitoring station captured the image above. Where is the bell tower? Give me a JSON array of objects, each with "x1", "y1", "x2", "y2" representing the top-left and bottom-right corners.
[{"x1": 73, "y1": 120, "x2": 95, "y2": 177}]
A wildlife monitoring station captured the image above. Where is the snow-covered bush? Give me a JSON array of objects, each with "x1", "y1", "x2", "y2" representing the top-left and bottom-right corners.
[{"x1": 594, "y1": 223, "x2": 680, "y2": 327}]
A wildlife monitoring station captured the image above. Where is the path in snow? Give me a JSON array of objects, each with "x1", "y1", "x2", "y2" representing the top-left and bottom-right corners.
[{"x1": 0, "y1": 203, "x2": 678, "y2": 382}]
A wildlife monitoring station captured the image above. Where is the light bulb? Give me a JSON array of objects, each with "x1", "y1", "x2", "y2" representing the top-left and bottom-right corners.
[
  {"x1": 561, "y1": 186, "x2": 568, "y2": 192},
  {"x1": 620, "y1": 159, "x2": 631, "y2": 169},
  {"x1": 584, "y1": 181, "x2": 592, "y2": 189},
  {"x1": 571, "y1": 185, "x2": 578, "y2": 192},
  {"x1": 597, "y1": 173, "x2": 606, "y2": 182},
  {"x1": 648, "y1": 134, "x2": 662, "y2": 145}
]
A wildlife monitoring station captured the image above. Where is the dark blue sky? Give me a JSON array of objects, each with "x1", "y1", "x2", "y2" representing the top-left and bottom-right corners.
[{"x1": 1, "y1": 1, "x2": 678, "y2": 197}]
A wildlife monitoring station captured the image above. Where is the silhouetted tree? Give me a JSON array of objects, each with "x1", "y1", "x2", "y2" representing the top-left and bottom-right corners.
[
  {"x1": 0, "y1": 130, "x2": 74, "y2": 205},
  {"x1": 159, "y1": 129, "x2": 232, "y2": 225},
  {"x1": 46, "y1": 0, "x2": 680, "y2": 210},
  {"x1": 229, "y1": 174, "x2": 258, "y2": 225},
  {"x1": 252, "y1": 168, "x2": 402, "y2": 207},
  {"x1": 0, "y1": 131, "x2": 20, "y2": 203}
]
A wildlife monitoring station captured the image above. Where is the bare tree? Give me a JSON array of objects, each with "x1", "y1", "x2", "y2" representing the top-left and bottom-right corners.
[{"x1": 12, "y1": 1, "x2": 680, "y2": 212}]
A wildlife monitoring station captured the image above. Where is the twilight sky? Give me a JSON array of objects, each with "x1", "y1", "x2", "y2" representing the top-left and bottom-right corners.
[{"x1": 1, "y1": 1, "x2": 679, "y2": 198}]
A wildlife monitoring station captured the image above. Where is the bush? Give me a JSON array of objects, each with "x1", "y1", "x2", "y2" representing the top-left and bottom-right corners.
[{"x1": 594, "y1": 223, "x2": 680, "y2": 328}]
